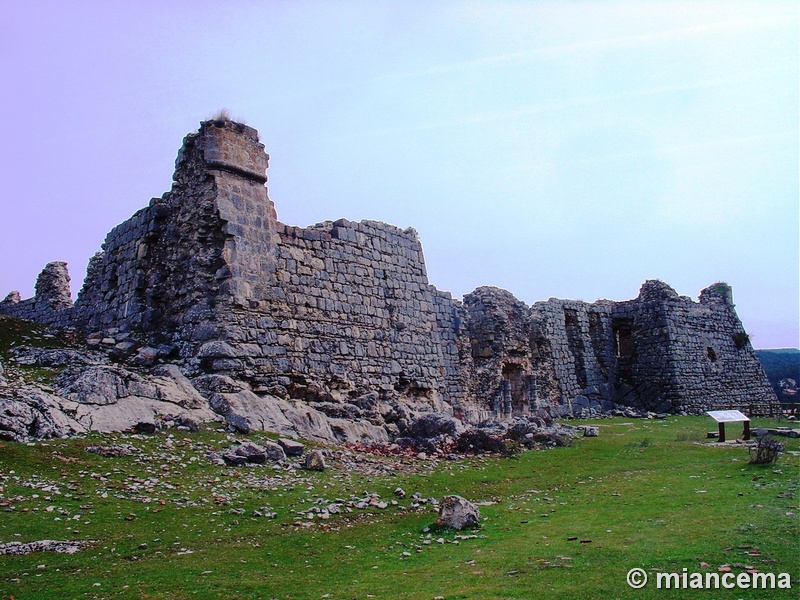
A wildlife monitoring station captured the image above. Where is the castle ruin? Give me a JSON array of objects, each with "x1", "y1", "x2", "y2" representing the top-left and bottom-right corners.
[{"x1": 1, "y1": 119, "x2": 778, "y2": 425}]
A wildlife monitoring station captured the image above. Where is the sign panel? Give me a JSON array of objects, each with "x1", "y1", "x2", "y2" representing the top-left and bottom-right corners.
[{"x1": 706, "y1": 410, "x2": 750, "y2": 423}]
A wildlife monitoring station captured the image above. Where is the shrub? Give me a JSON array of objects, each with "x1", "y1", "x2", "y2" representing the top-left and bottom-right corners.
[
  {"x1": 210, "y1": 108, "x2": 232, "y2": 121},
  {"x1": 500, "y1": 439, "x2": 522, "y2": 457},
  {"x1": 749, "y1": 435, "x2": 785, "y2": 465},
  {"x1": 733, "y1": 332, "x2": 751, "y2": 349}
]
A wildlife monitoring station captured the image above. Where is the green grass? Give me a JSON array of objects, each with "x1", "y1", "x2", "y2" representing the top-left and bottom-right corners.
[
  {"x1": 1, "y1": 417, "x2": 798, "y2": 599},
  {"x1": 0, "y1": 316, "x2": 71, "y2": 356},
  {"x1": 0, "y1": 315, "x2": 79, "y2": 385}
]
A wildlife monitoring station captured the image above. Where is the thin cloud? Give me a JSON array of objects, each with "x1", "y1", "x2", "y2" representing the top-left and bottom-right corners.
[
  {"x1": 385, "y1": 14, "x2": 797, "y2": 81},
  {"x1": 524, "y1": 130, "x2": 797, "y2": 173},
  {"x1": 329, "y1": 70, "x2": 780, "y2": 142}
]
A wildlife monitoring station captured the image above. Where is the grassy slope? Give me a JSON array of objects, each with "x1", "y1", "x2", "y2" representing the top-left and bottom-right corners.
[{"x1": 0, "y1": 417, "x2": 798, "y2": 600}]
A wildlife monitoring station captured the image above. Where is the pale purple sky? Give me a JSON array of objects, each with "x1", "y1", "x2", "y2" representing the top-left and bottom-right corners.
[{"x1": 1, "y1": 1, "x2": 798, "y2": 348}]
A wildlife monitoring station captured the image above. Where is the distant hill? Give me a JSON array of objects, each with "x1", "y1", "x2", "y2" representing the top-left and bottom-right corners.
[{"x1": 756, "y1": 348, "x2": 800, "y2": 402}]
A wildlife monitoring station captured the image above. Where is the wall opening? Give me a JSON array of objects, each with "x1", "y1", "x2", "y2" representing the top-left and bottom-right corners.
[
  {"x1": 613, "y1": 318, "x2": 635, "y2": 359},
  {"x1": 588, "y1": 311, "x2": 609, "y2": 382},
  {"x1": 499, "y1": 363, "x2": 536, "y2": 415},
  {"x1": 564, "y1": 309, "x2": 587, "y2": 389},
  {"x1": 612, "y1": 317, "x2": 635, "y2": 382}
]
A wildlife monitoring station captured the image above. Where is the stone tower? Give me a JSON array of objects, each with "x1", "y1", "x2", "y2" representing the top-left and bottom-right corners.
[{"x1": 69, "y1": 119, "x2": 279, "y2": 340}]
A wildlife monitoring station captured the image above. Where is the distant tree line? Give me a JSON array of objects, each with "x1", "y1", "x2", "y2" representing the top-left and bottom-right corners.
[{"x1": 756, "y1": 349, "x2": 800, "y2": 402}]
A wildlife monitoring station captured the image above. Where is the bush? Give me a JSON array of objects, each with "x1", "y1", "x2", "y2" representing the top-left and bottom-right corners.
[
  {"x1": 733, "y1": 332, "x2": 751, "y2": 349},
  {"x1": 749, "y1": 435, "x2": 785, "y2": 465}
]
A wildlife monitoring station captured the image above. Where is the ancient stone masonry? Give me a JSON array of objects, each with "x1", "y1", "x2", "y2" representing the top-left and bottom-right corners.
[
  {"x1": 1, "y1": 262, "x2": 72, "y2": 326},
  {"x1": 0, "y1": 119, "x2": 779, "y2": 425},
  {"x1": 218, "y1": 216, "x2": 467, "y2": 410}
]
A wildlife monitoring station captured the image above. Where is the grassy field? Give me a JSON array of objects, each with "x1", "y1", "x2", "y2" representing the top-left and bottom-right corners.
[{"x1": 0, "y1": 416, "x2": 797, "y2": 599}]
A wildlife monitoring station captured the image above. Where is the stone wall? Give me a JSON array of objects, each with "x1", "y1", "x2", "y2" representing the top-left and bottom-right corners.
[
  {"x1": 206, "y1": 217, "x2": 468, "y2": 411},
  {"x1": 531, "y1": 298, "x2": 619, "y2": 415},
  {"x1": 0, "y1": 262, "x2": 73, "y2": 327},
  {"x1": 618, "y1": 281, "x2": 776, "y2": 413},
  {"x1": 0, "y1": 119, "x2": 779, "y2": 421}
]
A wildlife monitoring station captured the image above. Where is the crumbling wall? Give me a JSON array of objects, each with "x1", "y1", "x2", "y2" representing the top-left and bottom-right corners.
[
  {"x1": 211, "y1": 218, "x2": 468, "y2": 410},
  {"x1": 0, "y1": 262, "x2": 73, "y2": 327},
  {"x1": 617, "y1": 281, "x2": 776, "y2": 413},
  {"x1": 529, "y1": 280, "x2": 776, "y2": 414},
  {"x1": 461, "y1": 287, "x2": 539, "y2": 421},
  {"x1": 65, "y1": 120, "x2": 277, "y2": 354},
  {"x1": 531, "y1": 299, "x2": 619, "y2": 415},
  {"x1": 0, "y1": 120, "x2": 779, "y2": 421}
]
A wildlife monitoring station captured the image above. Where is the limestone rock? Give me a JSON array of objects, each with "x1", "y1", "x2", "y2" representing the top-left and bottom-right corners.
[
  {"x1": 0, "y1": 388, "x2": 86, "y2": 442},
  {"x1": 85, "y1": 444, "x2": 140, "y2": 457},
  {"x1": 222, "y1": 451, "x2": 247, "y2": 466},
  {"x1": 304, "y1": 449, "x2": 326, "y2": 471},
  {"x1": 0, "y1": 540, "x2": 85, "y2": 556},
  {"x1": 436, "y1": 495, "x2": 481, "y2": 530},
  {"x1": 235, "y1": 441, "x2": 268, "y2": 464},
  {"x1": 329, "y1": 417, "x2": 390, "y2": 444},
  {"x1": 151, "y1": 364, "x2": 207, "y2": 409},
  {"x1": 54, "y1": 365, "x2": 139, "y2": 406},
  {"x1": 262, "y1": 439, "x2": 287, "y2": 462},
  {"x1": 278, "y1": 437, "x2": 304, "y2": 456},
  {"x1": 407, "y1": 412, "x2": 464, "y2": 439},
  {"x1": 10, "y1": 346, "x2": 105, "y2": 368},
  {"x1": 234, "y1": 439, "x2": 285, "y2": 463}
]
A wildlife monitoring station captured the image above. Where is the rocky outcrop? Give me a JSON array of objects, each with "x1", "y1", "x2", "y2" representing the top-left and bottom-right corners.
[
  {"x1": 0, "y1": 340, "x2": 415, "y2": 444},
  {"x1": 0, "y1": 540, "x2": 86, "y2": 556},
  {"x1": 0, "y1": 388, "x2": 85, "y2": 442}
]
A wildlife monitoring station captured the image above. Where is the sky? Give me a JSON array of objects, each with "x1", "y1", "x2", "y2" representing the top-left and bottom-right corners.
[{"x1": 0, "y1": 1, "x2": 797, "y2": 349}]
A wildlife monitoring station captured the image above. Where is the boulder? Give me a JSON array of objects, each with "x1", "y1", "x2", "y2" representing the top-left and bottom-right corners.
[
  {"x1": 235, "y1": 441, "x2": 268, "y2": 464},
  {"x1": 436, "y1": 495, "x2": 481, "y2": 530},
  {"x1": 278, "y1": 437, "x2": 305, "y2": 456},
  {"x1": 54, "y1": 365, "x2": 133, "y2": 406},
  {"x1": 222, "y1": 451, "x2": 248, "y2": 466},
  {"x1": 304, "y1": 449, "x2": 326, "y2": 471},
  {"x1": 262, "y1": 440, "x2": 287, "y2": 462},
  {"x1": 329, "y1": 417, "x2": 390, "y2": 444},
  {"x1": 407, "y1": 412, "x2": 464, "y2": 439}
]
